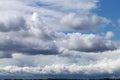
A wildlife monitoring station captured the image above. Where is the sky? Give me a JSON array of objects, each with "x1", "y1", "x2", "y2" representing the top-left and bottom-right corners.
[{"x1": 0, "y1": 0, "x2": 120, "y2": 79}]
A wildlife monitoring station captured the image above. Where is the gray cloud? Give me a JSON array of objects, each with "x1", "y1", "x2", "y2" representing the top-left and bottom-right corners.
[
  {"x1": 0, "y1": 13, "x2": 59, "y2": 55},
  {"x1": 0, "y1": 13, "x2": 116, "y2": 56},
  {"x1": 0, "y1": 39, "x2": 58, "y2": 55},
  {"x1": 0, "y1": 0, "x2": 104, "y2": 31},
  {"x1": 61, "y1": 13, "x2": 110, "y2": 30},
  {"x1": 0, "y1": 17, "x2": 26, "y2": 32},
  {"x1": 0, "y1": 48, "x2": 120, "y2": 78},
  {"x1": 0, "y1": 51, "x2": 12, "y2": 58},
  {"x1": 105, "y1": 31, "x2": 114, "y2": 39},
  {"x1": 57, "y1": 33, "x2": 116, "y2": 52},
  {"x1": 0, "y1": 58, "x2": 120, "y2": 78},
  {"x1": 0, "y1": 0, "x2": 119, "y2": 78}
]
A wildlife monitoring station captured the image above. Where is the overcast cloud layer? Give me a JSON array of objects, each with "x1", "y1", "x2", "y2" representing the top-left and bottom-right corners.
[{"x1": 0, "y1": 0, "x2": 119, "y2": 78}]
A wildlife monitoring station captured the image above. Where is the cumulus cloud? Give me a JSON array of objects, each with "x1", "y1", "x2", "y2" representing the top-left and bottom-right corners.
[
  {"x1": 1, "y1": 53, "x2": 120, "y2": 78},
  {"x1": 27, "y1": 12, "x2": 56, "y2": 40},
  {"x1": 0, "y1": 49, "x2": 120, "y2": 78},
  {"x1": 0, "y1": 12, "x2": 114, "y2": 56},
  {"x1": 0, "y1": 0, "x2": 119, "y2": 78},
  {"x1": 0, "y1": 16, "x2": 26, "y2": 32},
  {"x1": 0, "y1": 0, "x2": 107, "y2": 31},
  {"x1": 0, "y1": 13, "x2": 58, "y2": 55},
  {"x1": 0, "y1": 48, "x2": 120, "y2": 78},
  {"x1": 57, "y1": 33, "x2": 116, "y2": 52},
  {"x1": 0, "y1": 51, "x2": 12, "y2": 58},
  {"x1": 0, "y1": 12, "x2": 116, "y2": 57},
  {"x1": 61, "y1": 13, "x2": 110, "y2": 30},
  {"x1": 105, "y1": 31, "x2": 114, "y2": 39}
]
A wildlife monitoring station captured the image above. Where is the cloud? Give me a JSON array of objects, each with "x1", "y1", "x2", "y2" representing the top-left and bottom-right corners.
[
  {"x1": 0, "y1": 49, "x2": 120, "y2": 77},
  {"x1": 28, "y1": 12, "x2": 57, "y2": 40},
  {"x1": 0, "y1": 0, "x2": 104, "y2": 31},
  {"x1": 33, "y1": 0, "x2": 98, "y2": 13},
  {"x1": 0, "y1": 13, "x2": 58, "y2": 56},
  {"x1": 0, "y1": 48, "x2": 120, "y2": 78},
  {"x1": 1, "y1": 54, "x2": 120, "y2": 78},
  {"x1": 105, "y1": 31, "x2": 114, "y2": 39},
  {"x1": 116, "y1": 19, "x2": 120, "y2": 30},
  {"x1": 0, "y1": 0, "x2": 119, "y2": 78},
  {"x1": 0, "y1": 12, "x2": 116, "y2": 57},
  {"x1": 0, "y1": 51, "x2": 12, "y2": 58},
  {"x1": 57, "y1": 33, "x2": 116, "y2": 52},
  {"x1": 0, "y1": 16, "x2": 26, "y2": 32},
  {"x1": 61, "y1": 13, "x2": 110, "y2": 30},
  {"x1": 117, "y1": 19, "x2": 120, "y2": 27}
]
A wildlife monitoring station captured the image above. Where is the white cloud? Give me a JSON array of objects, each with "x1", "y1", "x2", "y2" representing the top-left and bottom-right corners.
[
  {"x1": 33, "y1": 0, "x2": 98, "y2": 13},
  {"x1": 118, "y1": 19, "x2": 120, "y2": 23},
  {"x1": 1, "y1": 52, "x2": 120, "y2": 78},
  {"x1": 0, "y1": 0, "x2": 108, "y2": 31},
  {"x1": 0, "y1": 12, "x2": 117, "y2": 71},
  {"x1": 0, "y1": 16, "x2": 26, "y2": 32},
  {"x1": 0, "y1": 12, "x2": 114, "y2": 56},
  {"x1": 57, "y1": 33, "x2": 116, "y2": 52},
  {"x1": 0, "y1": 51, "x2": 12, "y2": 58},
  {"x1": 61, "y1": 13, "x2": 110, "y2": 30},
  {"x1": 0, "y1": 0, "x2": 119, "y2": 78},
  {"x1": 0, "y1": 13, "x2": 58, "y2": 55},
  {"x1": 0, "y1": 49, "x2": 120, "y2": 78},
  {"x1": 105, "y1": 31, "x2": 114, "y2": 39}
]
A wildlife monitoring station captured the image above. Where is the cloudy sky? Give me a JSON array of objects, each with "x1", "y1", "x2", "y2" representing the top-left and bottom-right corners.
[{"x1": 0, "y1": 0, "x2": 120, "y2": 79}]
